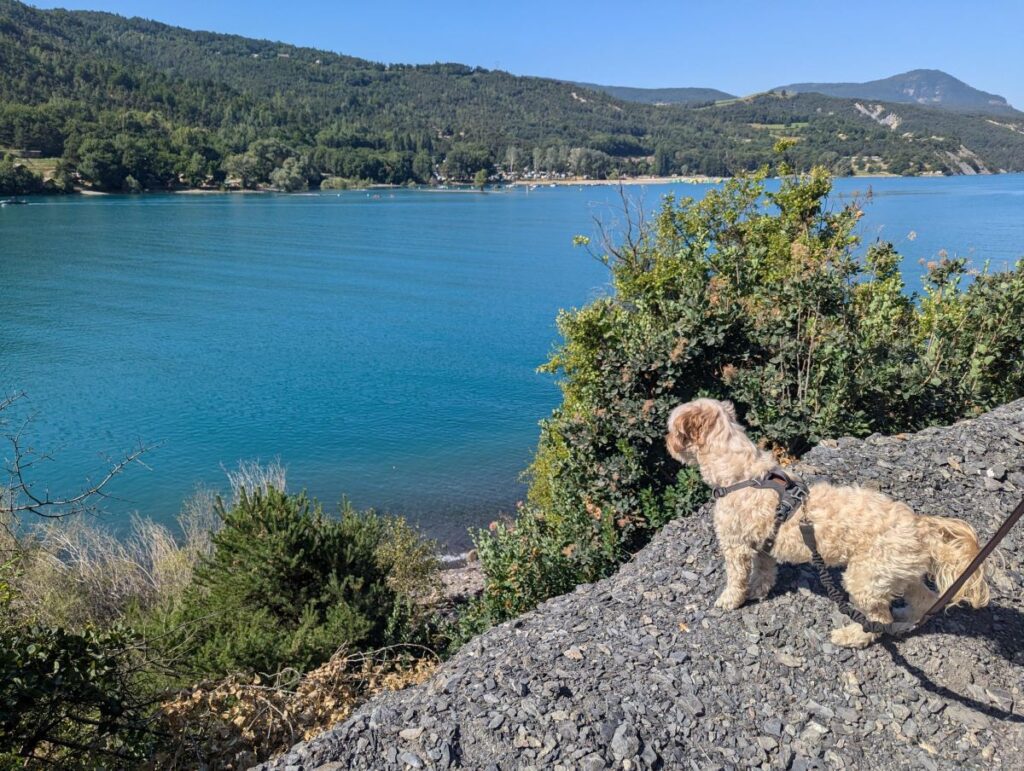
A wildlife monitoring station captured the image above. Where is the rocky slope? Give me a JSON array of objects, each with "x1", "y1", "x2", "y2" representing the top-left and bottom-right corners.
[{"x1": 259, "y1": 401, "x2": 1024, "y2": 770}]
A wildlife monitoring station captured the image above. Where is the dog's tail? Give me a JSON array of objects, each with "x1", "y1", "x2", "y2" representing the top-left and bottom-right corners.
[{"x1": 920, "y1": 516, "x2": 990, "y2": 609}]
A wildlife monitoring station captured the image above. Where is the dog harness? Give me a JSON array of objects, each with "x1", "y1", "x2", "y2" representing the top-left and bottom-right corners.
[
  {"x1": 712, "y1": 467, "x2": 917, "y2": 635},
  {"x1": 712, "y1": 467, "x2": 808, "y2": 557}
]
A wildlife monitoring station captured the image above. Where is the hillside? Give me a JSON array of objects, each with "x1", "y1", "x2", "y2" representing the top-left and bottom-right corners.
[
  {"x1": 573, "y1": 82, "x2": 736, "y2": 105},
  {"x1": 778, "y1": 69, "x2": 1018, "y2": 115},
  {"x1": 2, "y1": 0, "x2": 1024, "y2": 192},
  {"x1": 260, "y1": 401, "x2": 1024, "y2": 769}
]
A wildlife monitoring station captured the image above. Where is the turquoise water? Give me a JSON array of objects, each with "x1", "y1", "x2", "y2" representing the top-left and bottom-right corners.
[{"x1": 2, "y1": 175, "x2": 1023, "y2": 547}]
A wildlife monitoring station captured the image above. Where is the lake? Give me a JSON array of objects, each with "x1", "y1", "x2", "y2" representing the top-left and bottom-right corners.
[{"x1": 2, "y1": 175, "x2": 1023, "y2": 548}]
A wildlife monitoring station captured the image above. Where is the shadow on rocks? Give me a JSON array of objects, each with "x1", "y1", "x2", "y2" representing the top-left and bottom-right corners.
[
  {"x1": 763, "y1": 563, "x2": 1024, "y2": 724},
  {"x1": 912, "y1": 601, "x2": 1024, "y2": 663},
  {"x1": 880, "y1": 632, "x2": 1023, "y2": 725}
]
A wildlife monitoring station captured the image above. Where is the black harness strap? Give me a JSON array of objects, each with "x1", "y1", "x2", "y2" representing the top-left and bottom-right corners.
[
  {"x1": 714, "y1": 468, "x2": 809, "y2": 556},
  {"x1": 716, "y1": 468, "x2": 914, "y2": 635},
  {"x1": 798, "y1": 521, "x2": 917, "y2": 636}
]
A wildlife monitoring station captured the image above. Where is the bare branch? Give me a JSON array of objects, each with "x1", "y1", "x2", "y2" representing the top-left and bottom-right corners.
[
  {"x1": 578, "y1": 183, "x2": 653, "y2": 271},
  {"x1": 1, "y1": 392, "x2": 154, "y2": 521}
]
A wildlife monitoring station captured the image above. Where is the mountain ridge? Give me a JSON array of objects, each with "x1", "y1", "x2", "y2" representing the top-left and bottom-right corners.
[
  {"x1": 571, "y1": 82, "x2": 736, "y2": 105},
  {"x1": 579, "y1": 70, "x2": 1017, "y2": 116},
  {"x1": 776, "y1": 68, "x2": 1016, "y2": 115},
  {"x1": 2, "y1": 0, "x2": 1024, "y2": 193}
]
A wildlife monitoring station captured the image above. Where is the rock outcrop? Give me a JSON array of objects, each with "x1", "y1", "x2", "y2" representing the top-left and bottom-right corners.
[{"x1": 260, "y1": 402, "x2": 1024, "y2": 770}]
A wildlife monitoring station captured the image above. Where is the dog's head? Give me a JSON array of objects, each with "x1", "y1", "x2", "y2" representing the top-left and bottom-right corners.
[{"x1": 665, "y1": 398, "x2": 738, "y2": 464}]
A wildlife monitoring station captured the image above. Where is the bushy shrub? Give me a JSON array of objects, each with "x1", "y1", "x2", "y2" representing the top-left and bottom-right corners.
[
  {"x1": 144, "y1": 488, "x2": 439, "y2": 678},
  {"x1": 0, "y1": 560, "x2": 158, "y2": 768},
  {"x1": 319, "y1": 176, "x2": 370, "y2": 190},
  {"x1": 1, "y1": 469, "x2": 442, "y2": 767},
  {"x1": 0, "y1": 155, "x2": 44, "y2": 195},
  {"x1": 468, "y1": 167, "x2": 1024, "y2": 626}
]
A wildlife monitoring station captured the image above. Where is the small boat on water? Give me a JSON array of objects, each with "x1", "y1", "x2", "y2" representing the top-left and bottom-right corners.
[{"x1": 0, "y1": 199, "x2": 29, "y2": 206}]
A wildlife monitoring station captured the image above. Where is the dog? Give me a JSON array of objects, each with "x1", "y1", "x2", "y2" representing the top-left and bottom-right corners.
[{"x1": 665, "y1": 398, "x2": 990, "y2": 647}]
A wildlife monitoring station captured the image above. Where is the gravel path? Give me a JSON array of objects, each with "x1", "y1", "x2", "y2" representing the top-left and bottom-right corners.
[{"x1": 259, "y1": 401, "x2": 1024, "y2": 770}]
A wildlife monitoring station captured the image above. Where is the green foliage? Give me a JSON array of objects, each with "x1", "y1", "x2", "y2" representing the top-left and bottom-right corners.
[
  {"x1": 1, "y1": 0, "x2": 1023, "y2": 191},
  {"x1": 467, "y1": 167, "x2": 1024, "y2": 627},
  {"x1": 269, "y1": 156, "x2": 311, "y2": 192},
  {"x1": 320, "y1": 175, "x2": 369, "y2": 190},
  {"x1": 0, "y1": 561, "x2": 157, "y2": 768},
  {"x1": 142, "y1": 488, "x2": 438, "y2": 678},
  {"x1": 0, "y1": 153, "x2": 42, "y2": 194},
  {"x1": 1, "y1": 481, "x2": 441, "y2": 766}
]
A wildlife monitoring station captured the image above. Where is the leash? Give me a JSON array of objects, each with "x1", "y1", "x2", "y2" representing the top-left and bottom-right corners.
[
  {"x1": 917, "y1": 494, "x2": 1024, "y2": 625},
  {"x1": 798, "y1": 520, "x2": 916, "y2": 635},
  {"x1": 714, "y1": 471, "x2": 1024, "y2": 637}
]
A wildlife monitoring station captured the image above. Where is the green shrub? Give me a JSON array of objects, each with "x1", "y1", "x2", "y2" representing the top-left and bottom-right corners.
[
  {"x1": 468, "y1": 167, "x2": 1024, "y2": 627},
  {"x1": 0, "y1": 624, "x2": 158, "y2": 768},
  {"x1": 0, "y1": 560, "x2": 157, "y2": 768},
  {"x1": 0, "y1": 155, "x2": 44, "y2": 195},
  {"x1": 320, "y1": 176, "x2": 370, "y2": 190},
  {"x1": 143, "y1": 488, "x2": 438, "y2": 678}
]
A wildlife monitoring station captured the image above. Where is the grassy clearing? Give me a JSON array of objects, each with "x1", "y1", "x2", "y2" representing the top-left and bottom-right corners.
[
  {"x1": 0, "y1": 147, "x2": 60, "y2": 179},
  {"x1": 19, "y1": 156, "x2": 60, "y2": 178}
]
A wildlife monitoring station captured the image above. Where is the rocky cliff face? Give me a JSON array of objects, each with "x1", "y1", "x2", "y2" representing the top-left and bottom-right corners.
[{"x1": 260, "y1": 402, "x2": 1024, "y2": 770}]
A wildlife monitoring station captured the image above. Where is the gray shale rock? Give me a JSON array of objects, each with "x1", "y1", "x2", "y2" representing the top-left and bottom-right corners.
[{"x1": 256, "y1": 401, "x2": 1024, "y2": 770}]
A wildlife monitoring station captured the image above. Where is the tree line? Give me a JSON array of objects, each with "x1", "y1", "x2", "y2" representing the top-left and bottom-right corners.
[{"x1": 1, "y1": 0, "x2": 1023, "y2": 194}]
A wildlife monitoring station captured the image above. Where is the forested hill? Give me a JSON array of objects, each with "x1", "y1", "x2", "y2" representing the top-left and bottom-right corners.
[{"x1": 2, "y1": 0, "x2": 1024, "y2": 194}]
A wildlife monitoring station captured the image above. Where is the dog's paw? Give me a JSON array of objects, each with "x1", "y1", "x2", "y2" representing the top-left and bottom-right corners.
[
  {"x1": 714, "y1": 590, "x2": 746, "y2": 610},
  {"x1": 830, "y1": 623, "x2": 876, "y2": 649}
]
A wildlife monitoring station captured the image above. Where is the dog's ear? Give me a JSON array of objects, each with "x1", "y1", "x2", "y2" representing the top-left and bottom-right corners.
[
  {"x1": 670, "y1": 402, "x2": 719, "y2": 450},
  {"x1": 721, "y1": 400, "x2": 737, "y2": 421}
]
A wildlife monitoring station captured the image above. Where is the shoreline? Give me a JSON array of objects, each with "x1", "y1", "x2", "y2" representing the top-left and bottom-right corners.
[
  {"x1": 513, "y1": 175, "x2": 728, "y2": 186},
  {"x1": 1, "y1": 171, "x2": 1009, "y2": 199},
  {"x1": 172, "y1": 188, "x2": 270, "y2": 195}
]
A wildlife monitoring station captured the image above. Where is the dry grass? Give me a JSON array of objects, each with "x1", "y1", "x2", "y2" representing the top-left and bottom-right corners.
[
  {"x1": 158, "y1": 646, "x2": 438, "y2": 769},
  {"x1": 2, "y1": 488, "x2": 219, "y2": 629},
  {"x1": 2, "y1": 461, "x2": 286, "y2": 630},
  {"x1": 224, "y1": 458, "x2": 287, "y2": 504}
]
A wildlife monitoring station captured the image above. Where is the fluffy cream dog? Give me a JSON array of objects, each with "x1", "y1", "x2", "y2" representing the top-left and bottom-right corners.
[{"x1": 665, "y1": 398, "x2": 990, "y2": 647}]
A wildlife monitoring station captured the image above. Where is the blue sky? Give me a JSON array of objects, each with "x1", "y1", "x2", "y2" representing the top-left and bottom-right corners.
[{"x1": 29, "y1": 1, "x2": 1024, "y2": 108}]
